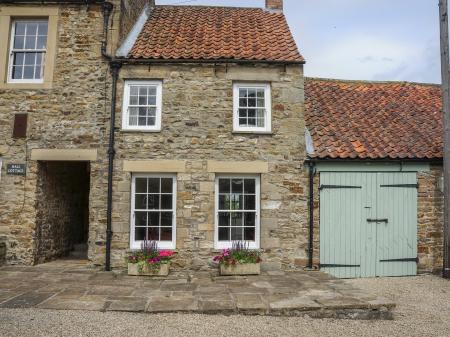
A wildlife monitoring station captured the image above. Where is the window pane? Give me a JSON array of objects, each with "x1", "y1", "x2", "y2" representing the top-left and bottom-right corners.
[
  {"x1": 230, "y1": 212, "x2": 243, "y2": 227},
  {"x1": 135, "y1": 194, "x2": 147, "y2": 209},
  {"x1": 161, "y1": 194, "x2": 172, "y2": 209},
  {"x1": 13, "y1": 52, "x2": 24, "y2": 66},
  {"x1": 257, "y1": 118, "x2": 265, "y2": 127},
  {"x1": 232, "y1": 179, "x2": 243, "y2": 193},
  {"x1": 13, "y1": 36, "x2": 24, "y2": 49},
  {"x1": 257, "y1": 98, "x2": 265, "y2": 107},
  {"x1": 239, "y1": 88, "x2": 247, "y2": 98},
  {"x1": 27, "y1": 23, "x2": 38, "y2": 35},
  {"x1": 248, "y1": 118, "x2": 256, "y2": 126},
  {"x1": 160, "y1": 212, "x2": 172, "y2": 227},
  {"x1": 219, "y1": 227, "x2": 230, "y2": 241},
  {"x1": 37, "y1": 36, "x2": 47, "y2": 49},
  {"x1": 34, "y1": 67, "x2": 42, "y2": 80},
  {"x1": 148, "y1": 95, "x2": 157, "y2": 106},
  {"x1": 129, "y1": 95, "x2": 138, "y2": 105},
  {"x1": 256, "y1": 89, "x2": 264, "y2": 98},
  {"x1": 218, "y1": 195, "x2": 230, "y2": 210},
  {"x1": 36, "y1": 53, "x2": 43, "y2": 66},
  {"x1": 12, "y1": 66, "x2": 23, "y2": 79},
  {"x1": 138, "y1": 117, "x2": 146, "y2": 126},
  {"x1": 244, "y1": 227, "x2": 255, "y2": 241},
  {"x1": 244, "y1": 195, "x2": 255, "y2": 210},
  {"x1": 148, "y1": 87, "x2": 157, "y2": 96},
  {"x1": 24, "y1": 53, "x2": 35, "y2": 65},
  {"x1": 139, "y1": 95, "x2": 147, "y2": 105},
  {"x1": 238, "y1": 109, "x2": 247, "y2": 118},
  {"x1": 148, "y1": 227, "x2": 160, "y2": 241},
  {"x1": 219, "y1": 179, "x2": 230, "y2": 193},
  {"x1": 139, "y1": 86, "x2": 147, "y2": 96},
  {"x1": 25, "y1": 36, "x2": 36, "y2": 49},
  {"x1": 148, "y1": 212, "x2": 160, "y2": 227},
  {"x1": 239, "y1": 117, "x2": 247, "y2": 126},
  {"x1": 160, "y1": 227, "x2": 172, "y2": 241},
  {"x1": 135, "y1": 178, "x2": 147, "y2": 193},
  {"x1": 38, "y1": 22, "x2": 48, "y2": 35},
  {"x1": 15, "y1": 22, "x2": 26, "y2": 35},
  {"x1": 147, "y1": 194, "x2": 160, "y2": 209},
  {"x1": 239, "y1": 98, "x2": 247, "y2": 107},
  {"x1": 244, "y1": 213, "x2": 256, "y2": 227},
  {"x1": 23, "y1": 66, "x2": 34, "y2": 79},
  {"x1": 247, "y1": 89, "x2": 256, "y2": 98},
  {"x1": 130, "y1": 86, "x2": 138, "y2": 95},
  {"x1": 248, "y1": 97, "x2": 256, "y2": 107},
  {"x1": 135, "y1": 227, "x2": 146, "y2": 241},
  {"x1": 219, "y1": 212, "x2": 230, "y2": 227},
  {"x1": 231, "y1": 227, "x2": 243, "y2": 241},
  {"x1": 161, "y1": 178, "x2": 172, "y2": 193},
  {"x1": 135, "y1": 212, "x2": 147, "y2": 227},
  {"x1": 244, "y1": 179, "x2": 255, "y2": 194},
  {"x1": 230, "y1": 193, "x2": 243, "y2": 210},
  {"x1": 148, "y1": 178, "x2": 159, "y2": 193}
]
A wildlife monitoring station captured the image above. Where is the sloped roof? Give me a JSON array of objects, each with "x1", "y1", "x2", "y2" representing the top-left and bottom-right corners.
[
  {"x1": 128, "y1": 5, "x2": 304, "y2": 63},
  {"x1": 305, "y1": 78, "x2": 443, "y2": 160}
]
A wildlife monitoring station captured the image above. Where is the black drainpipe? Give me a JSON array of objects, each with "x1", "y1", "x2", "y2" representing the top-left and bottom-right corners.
[
  {"x1": 100, "y1": 0, "x2": 121, "y2": 271},
  {"x1": 308, "y1": 162, "x2": 315, "y2": 269},
  {"x1": 105, "y1": 61, "x2": 121, "y2": 271}
]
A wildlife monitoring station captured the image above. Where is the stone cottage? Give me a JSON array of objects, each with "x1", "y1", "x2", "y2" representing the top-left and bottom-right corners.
[
  {"x1": 0, "y1": 0, "x2": 150, "y2": 265},
  {"x1": 0, "y1": 0, "x2": 445, "y2": 278}
]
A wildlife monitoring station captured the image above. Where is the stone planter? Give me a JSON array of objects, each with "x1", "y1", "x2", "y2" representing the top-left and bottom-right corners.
[
  {"x1": 128, "y1": 263, "x2": 170, "y2": 276},
  {"x1": 219, "y1": 263, "x2": 261, "y2": 276}
]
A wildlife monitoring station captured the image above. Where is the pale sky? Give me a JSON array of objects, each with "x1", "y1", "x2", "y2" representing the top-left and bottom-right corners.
[{"x1": 156, "y1": 0, "x2": 442, "y2": 84}]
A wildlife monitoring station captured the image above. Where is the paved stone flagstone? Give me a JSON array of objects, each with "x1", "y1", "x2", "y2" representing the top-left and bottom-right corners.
[{"x1": 0, "y1": 260, "x2": 395, "y2": 319}]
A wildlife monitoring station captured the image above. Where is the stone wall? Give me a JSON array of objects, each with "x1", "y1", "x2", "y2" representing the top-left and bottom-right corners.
[
  {"x1": 35, "y1": 161, "x2": 90, "y2": 264},
  {"x1": 0, "y1": 4, "x2": 110, "y2": 265},
  {"x1": 101, "y1": 63, "x2": 307, "y2": 271},
  {"x1": 308, "y1": 165, "x2": 444, "y2": 274},
  {"x1": 417, "y1": 164, "x2": 444, "y2": 273}
]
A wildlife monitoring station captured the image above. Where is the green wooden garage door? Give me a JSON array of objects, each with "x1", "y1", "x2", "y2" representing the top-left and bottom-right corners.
[{"x1": 319, "y1": 172, "x2": 417, "y2": 278}]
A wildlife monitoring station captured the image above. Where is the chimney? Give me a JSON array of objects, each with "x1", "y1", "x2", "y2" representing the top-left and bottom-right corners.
[{"x1": 265, "y1": 0, "x2": 283, "y2": 12}]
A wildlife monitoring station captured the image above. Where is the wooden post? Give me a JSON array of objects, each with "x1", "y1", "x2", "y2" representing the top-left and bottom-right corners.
[{"x1": 439, "y1": 0, "x2": 450, "y2": 278}]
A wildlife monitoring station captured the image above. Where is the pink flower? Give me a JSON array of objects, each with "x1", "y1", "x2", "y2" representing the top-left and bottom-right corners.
[{"x1": 158, "y1": 250, "x2": 175, "y2": 257}]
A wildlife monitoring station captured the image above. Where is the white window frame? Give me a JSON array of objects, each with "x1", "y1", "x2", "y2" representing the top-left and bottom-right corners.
[
  {"x1": 130, "y1": 173, "x2": 177, "y2": 250},
  {"x1": 8, "y1": 19, "x2": 48, "y2": 84},
  {"x1": 233, "y1": 83, "x2": 272, "y2": 133},
  {"x1": 122, "y1": 80, "x2": 162, "y2": 131},
  {"x1": 214, "y1": 174, "x2": 261, "y2": 250}
]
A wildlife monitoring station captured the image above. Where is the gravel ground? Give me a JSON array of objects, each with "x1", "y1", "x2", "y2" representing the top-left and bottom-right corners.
[{"x1": 0, "y1": 274, "x2": 449, "y2": 337}]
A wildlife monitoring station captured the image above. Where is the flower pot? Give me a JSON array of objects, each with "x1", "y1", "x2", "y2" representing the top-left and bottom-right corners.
[
  {"x1": 128, "y1": 263, "x2": 170, "y2": 276},
  {"x1": 219, "y1": 263, "x2": 261, "y2": 276}
]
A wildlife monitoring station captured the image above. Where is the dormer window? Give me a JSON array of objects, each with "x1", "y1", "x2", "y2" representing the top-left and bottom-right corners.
[
  {"x1": 233, "y1": 83, "x2": 272, "y2": 133},
  {"x1": 122, "y1": 80, "x2": 162, "y2": 131},
  {"x1": 8, "y1": 20, "x2": 48, "y2": 83}
]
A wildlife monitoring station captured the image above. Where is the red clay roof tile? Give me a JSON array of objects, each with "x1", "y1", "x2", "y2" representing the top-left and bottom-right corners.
[
  {"x1": 305, "y1": 78, "x2": 443, "y2": 160},
  {"x1": 128, "y1": 6, "x2": 304, "y2": 63}
]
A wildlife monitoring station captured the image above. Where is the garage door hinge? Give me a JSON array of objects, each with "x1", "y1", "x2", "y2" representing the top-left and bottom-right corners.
[
  {"x1": 319, "y1": 263, "x2": 361, "y2": 268},
  {"x1": 319, "y1": 185, "x2": 362, "y2": 191},
  {"x1": 379, "y1": 184, "x2": 419, "y2": 188},
  {"x1": 379, "y1": 257, "x2": 418, "y2": 263}
]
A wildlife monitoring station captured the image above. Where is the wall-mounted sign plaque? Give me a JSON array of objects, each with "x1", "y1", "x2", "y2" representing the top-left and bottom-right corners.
[{"x1": 6, "y1": 164, "x2": 26, "y2": 176}]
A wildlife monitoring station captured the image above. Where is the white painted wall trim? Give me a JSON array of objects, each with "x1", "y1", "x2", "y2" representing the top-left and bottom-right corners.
[{"x1": 116, "y1": 5, "x2": 150, "y2": 57}]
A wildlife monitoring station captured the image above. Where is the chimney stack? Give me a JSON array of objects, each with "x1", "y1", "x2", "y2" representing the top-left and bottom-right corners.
[{"x1": 265, "y1": 0, "x2": 283, "y2": 12}]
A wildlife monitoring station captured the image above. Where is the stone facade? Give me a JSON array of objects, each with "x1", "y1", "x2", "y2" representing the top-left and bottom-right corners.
[
  {"x1": 105, "y1": 63, "x2": 307, "y2": 271},
  {"x1": 417, "y1": 164, "x2": 444, "y2": 273},
  {"x1": 308, "y1": 164, "x2": 444, "y2": 274},
  {"x1": 0, "y1": 3, "x2": 110, "y2": 264}
]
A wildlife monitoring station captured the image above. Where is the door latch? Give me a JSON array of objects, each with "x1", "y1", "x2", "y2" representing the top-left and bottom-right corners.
[{"x1": 366, "y1": 218, "x2": 388, "y2": 223}]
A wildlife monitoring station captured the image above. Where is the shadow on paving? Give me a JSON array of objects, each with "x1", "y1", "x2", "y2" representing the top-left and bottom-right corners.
[{"x1": 0, "y1": 260, "x2": 394, "y2": 319}]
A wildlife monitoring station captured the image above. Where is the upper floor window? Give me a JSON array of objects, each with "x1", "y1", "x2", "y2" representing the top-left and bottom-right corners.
[
  {"x1": 8, "y1": 20, "x2": 48, "y2": 83},
  {"x1": 122, "y1": 80, "x2": 162, "y2": 131},
  {"x1": 233, "y1": 83, "x2": 272, "y2": 133}
]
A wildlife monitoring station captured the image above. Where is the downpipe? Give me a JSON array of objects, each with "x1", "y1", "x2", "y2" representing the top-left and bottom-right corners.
[{"x1": 308, "y1": 162, "x2": 315, "y2": 269}]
